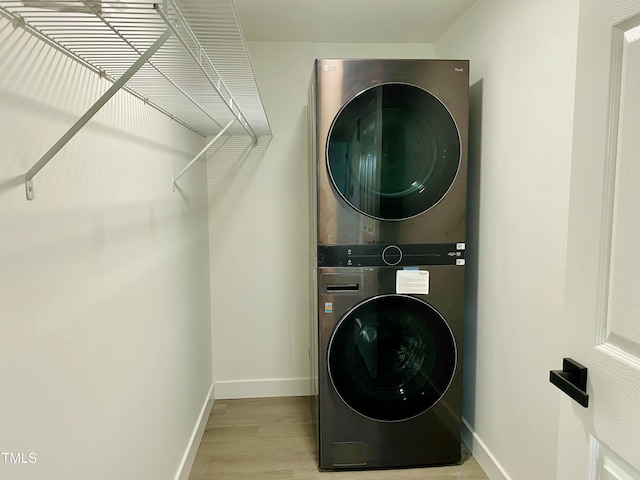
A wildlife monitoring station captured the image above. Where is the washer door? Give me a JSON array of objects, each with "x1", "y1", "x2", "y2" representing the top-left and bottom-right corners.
[
  {"x1": 328, "y1": 294, "x2": 456, "y2": 422},
  {"x1": 327, "y1": 83, "x2": 461, "y2": 221}
]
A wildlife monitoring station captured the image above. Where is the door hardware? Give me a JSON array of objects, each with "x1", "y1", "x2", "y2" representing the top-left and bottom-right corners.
[{"x1": 549, "y1": 358, "x2": 589, "y2": 408}]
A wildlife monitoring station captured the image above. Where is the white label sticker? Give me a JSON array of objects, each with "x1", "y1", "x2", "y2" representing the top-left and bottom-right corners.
[{"x1": 396, "y1": 270, "x2": 429, "y2": 295}]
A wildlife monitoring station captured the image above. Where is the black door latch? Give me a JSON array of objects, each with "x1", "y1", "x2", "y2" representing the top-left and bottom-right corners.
[{"x1": 549, "y1": 358, "x2": 589, "y2": 408}]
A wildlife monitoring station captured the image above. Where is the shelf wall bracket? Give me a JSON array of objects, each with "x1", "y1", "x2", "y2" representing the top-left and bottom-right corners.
[
  {"x1": 24, "y1": 28, "x2": 173, "y2": 201},
  {"x1": 173, "y1": 118, "x2": 235, "y2": 190}
]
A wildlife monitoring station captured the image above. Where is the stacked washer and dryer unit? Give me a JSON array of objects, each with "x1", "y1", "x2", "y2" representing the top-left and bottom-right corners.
[{"x1": 309, "y1": 59, "x2": 469, "y2": 471}]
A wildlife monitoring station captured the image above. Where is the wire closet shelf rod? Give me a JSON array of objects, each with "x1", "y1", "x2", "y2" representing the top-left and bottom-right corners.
[{"x1": 0, "y1": 0, "x2": 265, "y2": 199}]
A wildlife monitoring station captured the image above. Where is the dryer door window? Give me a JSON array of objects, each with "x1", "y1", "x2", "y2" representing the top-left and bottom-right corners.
[
  {"x1": 328, "y1": 294, "x2": 456, "y2": 422},
  {"x1": 327, "y1": 83, "x2": 460, "y2": 221}
]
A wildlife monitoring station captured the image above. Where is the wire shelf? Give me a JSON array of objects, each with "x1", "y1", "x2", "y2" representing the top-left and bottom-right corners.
[{"x1": 0, "y1": 0, "x2": 271, "y2": 138}]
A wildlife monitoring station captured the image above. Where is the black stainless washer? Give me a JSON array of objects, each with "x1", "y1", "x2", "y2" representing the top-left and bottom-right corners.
[{"x1": 328, "y1": 294, "x2": 456, "y2": 422}]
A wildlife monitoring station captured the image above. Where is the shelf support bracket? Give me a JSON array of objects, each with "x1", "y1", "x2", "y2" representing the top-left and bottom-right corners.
[
  {"x1": 173, "y1": 119, "x2": 235, "y2": 190},
  {"x1": 24, "y1": 28, "x2": 173, "y2": 200}
]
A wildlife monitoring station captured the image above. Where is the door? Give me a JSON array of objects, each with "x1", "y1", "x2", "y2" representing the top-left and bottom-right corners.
[
  {"x1": 327, "y1": 294, "x2": 456, "y2": 421},
  {"x1": 326, "y1": 83, "x2": 461, "y2": 221},
  {"x1": 557, "y1": 0, "x2": 640, "y2": 478}
]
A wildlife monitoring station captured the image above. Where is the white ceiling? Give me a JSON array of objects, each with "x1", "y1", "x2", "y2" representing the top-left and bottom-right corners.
[{"x1": 233, "y1": 0, "x2": 478, "y2": 44}]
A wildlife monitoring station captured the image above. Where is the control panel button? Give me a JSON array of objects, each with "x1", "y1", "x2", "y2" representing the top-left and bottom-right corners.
[{"x1": 382, "y1": 245, "x2": 402, "y2": 266}]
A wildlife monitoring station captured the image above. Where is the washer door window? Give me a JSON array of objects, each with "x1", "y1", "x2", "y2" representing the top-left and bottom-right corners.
[
  {"x1": 328, "y1": 294, "x2": 456, "y2": 422},
  {"x1": 327, "y1": 83, "x2": 460, "y2": 220}
]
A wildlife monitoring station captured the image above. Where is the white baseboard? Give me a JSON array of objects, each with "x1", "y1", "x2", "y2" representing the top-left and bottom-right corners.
[
  {"x1": 462, "y1": 416, "x2": 512, "y2": 480},
  {"x1": 174, "y1": 382, "x2": 215, "y2": 480},
  {"x1": 214, "y1": 377, "x2": 311, "y2": 399}
]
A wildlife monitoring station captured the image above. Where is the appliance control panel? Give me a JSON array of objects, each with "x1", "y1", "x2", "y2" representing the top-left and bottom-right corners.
[{"x1": 317, "y1": 243, "x2": 465, "y2": 267}]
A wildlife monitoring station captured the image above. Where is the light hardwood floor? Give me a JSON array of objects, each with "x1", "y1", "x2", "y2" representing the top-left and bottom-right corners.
[{"x1": 188, "y1": 396, "x2": 489, "y2": 480}]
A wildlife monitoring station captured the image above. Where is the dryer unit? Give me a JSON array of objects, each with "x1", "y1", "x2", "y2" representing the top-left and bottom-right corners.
[
  {"x1": 315, "y1": 265, "x2": 464, "y2": 470},
  {"x1": 311, "y1": 58, "x2": 469, "y2": 249}
]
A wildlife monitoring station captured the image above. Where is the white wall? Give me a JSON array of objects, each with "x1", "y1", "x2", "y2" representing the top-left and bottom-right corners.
[
  {"x1": 435, "y1": 1, "x2": 580, "y2": 479},
  {"x1": 207, "y1": 42, "x2": 435, "y2": 398},
  {"x1": 0, "y1": 18, "x2": 212, "y2": 480}
]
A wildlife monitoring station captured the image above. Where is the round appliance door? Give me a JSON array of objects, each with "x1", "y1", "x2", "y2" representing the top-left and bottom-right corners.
[
  {"x1": 328, "y1": 294, "x2": 456, "y2": 422},
  {"x1": 327, "y1": 83, "x2": 461, "y2": 221}
]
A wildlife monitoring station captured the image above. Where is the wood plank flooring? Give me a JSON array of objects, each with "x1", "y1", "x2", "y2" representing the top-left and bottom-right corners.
[
  {"x1": 189, "y1": 397, "x2": 488, "y2": 479},
  {"x1": 188, "y1": 396, "x2": 488, "y2": 479}
]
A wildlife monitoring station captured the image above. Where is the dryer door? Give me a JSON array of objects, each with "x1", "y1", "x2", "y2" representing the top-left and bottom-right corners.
[
  {"x1": 328, "y1": 294, "x2": 456, "y2": 422},
  {"x1": 327, "y1": 83, "x2": 461, "y2": 221}
]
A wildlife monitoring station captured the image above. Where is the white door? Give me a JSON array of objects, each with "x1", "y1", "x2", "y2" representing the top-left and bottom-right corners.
[{"x1": 556, "y1": 0, "x2": 640, "y2": 479}]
